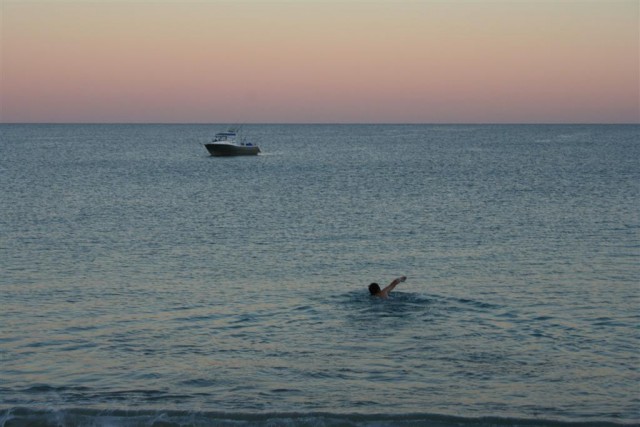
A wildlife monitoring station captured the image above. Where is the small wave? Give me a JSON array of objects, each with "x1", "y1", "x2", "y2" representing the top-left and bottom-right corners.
[
  {"x1": 339, "y1": 290, "x2": 432, "y2": 305},
  {"x1": 338, "y1": 291, "x2": 433, "y2": 320},
  {"x1": 0, "y1": 408, "x2": 634, "y2": 427},
  {"x1": 20, "y1": 385, "x2": 91, "y2": 394},
  {"x1": 447, "y1": 297, "x2": 501, "y2": 311}
]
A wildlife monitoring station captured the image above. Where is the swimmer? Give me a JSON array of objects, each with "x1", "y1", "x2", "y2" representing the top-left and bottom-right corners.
[{"x1": 369, "y1": 276, "x2": 407, "y2": 298}]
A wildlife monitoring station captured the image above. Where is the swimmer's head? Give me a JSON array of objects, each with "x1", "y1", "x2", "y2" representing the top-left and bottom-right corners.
[{"x1": 369, "y1": 283, "x2": 381, "y2": 295}]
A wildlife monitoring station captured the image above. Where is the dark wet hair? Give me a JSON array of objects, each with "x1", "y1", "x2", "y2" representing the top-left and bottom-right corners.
[{"x1": 369, "y1": 283, "x2": 381, "y2": 295}]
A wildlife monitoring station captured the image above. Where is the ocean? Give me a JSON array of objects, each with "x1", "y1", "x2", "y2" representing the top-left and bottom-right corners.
[{"x1": 1, "y1": 124, "x2": 638, "y2": 426}]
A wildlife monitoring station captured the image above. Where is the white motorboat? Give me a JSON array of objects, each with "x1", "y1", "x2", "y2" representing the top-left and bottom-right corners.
[{"x1": 204, "y1": 129, "x2": 260, "y2": 156}]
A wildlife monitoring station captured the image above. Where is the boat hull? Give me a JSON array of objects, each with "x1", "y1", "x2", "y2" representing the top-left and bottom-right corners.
[{"x1": 204, "y1": 143, "x2": 260, "y2": 157}]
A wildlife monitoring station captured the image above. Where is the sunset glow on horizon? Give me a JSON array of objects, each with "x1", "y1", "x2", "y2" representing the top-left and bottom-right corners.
[{"x1": 1, "y1": 0, "x2": 638, "y2": 123}]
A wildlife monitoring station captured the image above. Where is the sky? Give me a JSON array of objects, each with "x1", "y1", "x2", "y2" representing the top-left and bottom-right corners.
[{"x1": 1, "y1": 0, "x2": 638, "y2": 123}]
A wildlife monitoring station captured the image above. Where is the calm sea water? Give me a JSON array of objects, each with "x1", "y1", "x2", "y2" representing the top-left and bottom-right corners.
[{"x1": 1, "y1": 124, "x2": 638, "y2": 426}]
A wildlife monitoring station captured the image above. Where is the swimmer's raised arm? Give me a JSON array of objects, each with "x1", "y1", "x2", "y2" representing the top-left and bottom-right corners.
[{"x1": 379, "y1": 276, "x2": 407, "y2": 298}]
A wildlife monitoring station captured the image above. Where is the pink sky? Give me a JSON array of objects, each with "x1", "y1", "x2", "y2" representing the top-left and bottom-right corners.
[{"x1": 1, "y1": 1, "x2": 638, "y2": 123}]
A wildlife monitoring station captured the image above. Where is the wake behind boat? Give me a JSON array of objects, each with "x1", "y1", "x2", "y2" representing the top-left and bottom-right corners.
[{"x1": 204, "y1": 128, "x2": 260, "y2": 156}]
